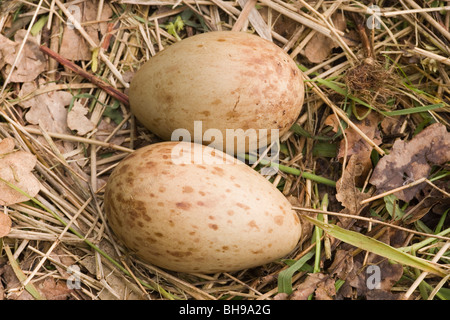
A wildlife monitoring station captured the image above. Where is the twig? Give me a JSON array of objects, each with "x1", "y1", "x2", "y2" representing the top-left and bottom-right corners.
[
  {"x1": 293, "y1": 207, "x2": 450, "y2": 242},
  {"x1": 23, "y1": 127, "x2": 134, "y2": 153},
  {"x1": 39, "y1": 45, "x2": 129, "y2": 106},
  {"x1": 403, "y1": 241, "x2": 450, "y2": 299},
  {"x1": 232, "y1": 0, "x2": 257, "y2": 32},
  {"x1": 360, "y1": 178, "x2": 427, "y2": 205}
]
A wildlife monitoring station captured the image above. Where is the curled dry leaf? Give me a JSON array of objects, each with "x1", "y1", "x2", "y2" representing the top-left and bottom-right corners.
[
  {"x1": 0, "y1": 29, "x2": 46, "y2": 83},
  {"x1": 336, "y1": 155, "x2": 370, "y2": 217},
  {"x1": 19, "y1": 81, "x2": 73, "y2": 134},
  {"x1": 289, "y1": 273, "x2": 335, "y2": 300},
  {"x1": 0, "y1": 138, "x2": 41, "y2": 206},
  {"x1": 338, "y1": 110, "x2": 382, "y2": 186},
  {"x1": 0, "y1": 214, "x2": 12, "y2": 237},
  {"x1": 59, "y1": 0, "x2": 113, "y2": 61},
  {"x1": 67, "y1": 101, "x2": 95, "y2": 136},
  {"x1": 304, "y1": 13, "x2": 347, "y2": 63},
  {"x1": 370, "y1": 123, "x2": 450, "y2": 202}
]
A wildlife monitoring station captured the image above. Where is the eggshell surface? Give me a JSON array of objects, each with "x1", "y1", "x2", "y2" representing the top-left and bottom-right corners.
[
  {"x1": 128, "y1": 31, "x2": 304, "y2": 153},
  {"x1": 104, "y1": 142, "x2": 301, "y2": 273}
]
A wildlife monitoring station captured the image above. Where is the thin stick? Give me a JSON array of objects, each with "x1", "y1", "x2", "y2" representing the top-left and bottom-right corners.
[
  {"x1": 403, "y1": 241, "x2": 450, "y2": 299},
  {"x1": 232, "y1": 0, "x2": 257, "y2": 32},
  {"x1": 39, "y1": 45, "x2": 129, "y2": 106},
  {"x1": 23, "y1": 127, "x2": 134, "y2": 153},
  {"x1": 409, "y1": 46, "x2": 450, "y2": 67},
  {"x1": 293, "y1": 207, "x2": 450, "y2": 242},
  {"x1": 360, "y1": 178, "x2": 427, "y2": 205},
  {"x1": 401, "y1": 0, "x2": 450, "y2": 42},
  {"x1": 0, "y1": 0, "x2": 45, "y2": 97}
]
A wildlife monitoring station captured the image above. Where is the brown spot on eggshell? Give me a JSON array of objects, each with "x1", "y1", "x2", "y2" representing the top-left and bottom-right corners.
[
  {"x1": 155, "y1": 232, "x2": 163, "y2": 237},
  {"x1": 118, "y1": 164, "x2": 130, "y2": 175},
  {"x1": 236, "y1": 202, "x2": 250, "y2": 210},
  {"x1": 227, "y1": 210, "x2": 234, "y2": 216},
  {"x1": 166, "y1": 250, "x2": 192, "y2": 258},
  {"x1": 176, "y1": 202, "x2": 191, "y2": 210},
  {"x1": 274, "y1": 215, "x2": 284, "y2": 226},
  {"x1": 182, "y1": 186, "x2": 194, "y2": 193},
  {"x1": 212, "y1": 166, "x2": 225, "y2": 176},
  {"x1": 145, "y1": 161, "x2": 156, "y2": 169},
  {"x1": 208, "y1": 224, "x2": 218, "y2": 230},
  {"x1": 247, "y1": 220, "x2": 260, "y2": 230}
]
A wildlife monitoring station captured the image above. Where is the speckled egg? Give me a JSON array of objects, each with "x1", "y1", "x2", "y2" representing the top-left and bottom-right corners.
[
  {"x1": 104, "y1": 141, "x2": 301, "y2": 273},
  {"x1": 128, "y1": 31, "x2": 305, "y2": 153}
]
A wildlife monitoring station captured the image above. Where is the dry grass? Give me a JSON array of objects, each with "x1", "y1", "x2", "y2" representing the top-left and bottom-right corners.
[{"x1": 0, "y1": 0, "x2": 449, "y2": 300}]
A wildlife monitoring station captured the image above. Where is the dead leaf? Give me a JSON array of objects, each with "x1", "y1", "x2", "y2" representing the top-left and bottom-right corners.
[
  {"x1": 37, "y1": 278, "x2": 73, "y2": 300},
  {"x1": 0, "y1": 214, "x2": 12, "y2": 237},
  {"x1": 0, "y1": 29, "x2": 46, "y2": 82},
  {"x1": 2, "y1": 264, "x2": 73, "y2": 300},
  {"x1": 0, "y1": 138, "x2": 41, "y2": 206},
  {"x1": 79, "y1": 240, "x2": 144, "y2": 300},
  {"x1": 314, "y1": 277, "x2": 336, "y2": 300},
  {"x1": 18, "y1": 81, "x2": 73, "y2": 134},
  {"x1": 338, "y1": 110, "x2": 382, "y2": 186},
  {"x1": 328, "y1": 249, "x2": 354, "y2": 280},
  {"x1": 324, "y1": 114, "x2": 340, "y2": 133},
  {"x1": 289, "y1": 273, "x2": 335, "y2": 300},
  {"x1": 59, "y1": 0, "x2": 113, "y2": 61},
  {"x1": 304, "y1": 13, "x2": 347, "y2": 63},
  {"x1": 336, "y1": 155, "x2": 371, "y2": 215},
  {"x1": 67, "y1": 101, "x2": 95, "y2": 135},
  {"x1": 370, "y1": 123, "x2": 450, "y2": 202},
  {"x1": 380, "y1": 116, "x2": 406, "y2": 136}
]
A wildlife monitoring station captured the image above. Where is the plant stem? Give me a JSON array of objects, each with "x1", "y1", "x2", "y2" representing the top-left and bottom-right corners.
[{"x1": 242, "y1": 154, "x2": 337, "y2": 187}]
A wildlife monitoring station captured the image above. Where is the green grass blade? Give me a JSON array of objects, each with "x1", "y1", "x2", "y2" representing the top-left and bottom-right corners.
[
  {"x1": 242, "y1": 154, "x2": 337, "y2": 187},
  {"x1": 381, "y1": 103, "x2": 446, "y2": 116},
  {"x1": 301, "y1": 215, "x2": 449, "y2": 277},
  {"x1": 313, "y1": 78, "x2": 374, "y2": 110},
  {"x1": 4, "y1": 245, "x2": 44, "y2": 300},
  {"x1": 278, "y1": 251, "x2": 315, "y2": 294}
]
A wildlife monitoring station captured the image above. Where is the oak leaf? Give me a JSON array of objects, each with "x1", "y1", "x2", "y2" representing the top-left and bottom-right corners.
[
  {"x1": 0, "y1": 29, "x2": 46, "y2": 83},
  {"x1": 67, "y1": 101, "x2": 95, "y2": 135},
  {"x1": 370, "y1": 123, "x2": 450, "y2": 202},
  {"x1": 0, "y1": 138, "x2": 41, "y2": 206}
]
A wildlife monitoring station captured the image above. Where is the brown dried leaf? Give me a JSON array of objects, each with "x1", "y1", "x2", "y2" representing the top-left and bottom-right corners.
[
  {"x1": 2, "y1": 264, "x2": 73, "y2": 300},
  {"x1": 328, "y1": 249, "x2": 354, "y2": 280},
  {"x1": 67, "y1": 101, "x2": 95, "y2": 135},
  {"x1": 315, "y1": 277, "x2": 336, "y2": 300},
  {"x1": 0, "y1": 214, "x2": 12, "y2": 237},
  {"x1": 304, "y1": 13, "x2": 347, "y2": 63},
  {"x1": 370, "y1": 123, "x2": 450, "y2": 202},
  {"x1": 37, "y1": 278, "x2": 73, "y2": 300},
  {"x1": 289, "y1": 273, "x2": 335, "y2": 300},
  {"x1": 59, "y1": 0, "x2": 113, "y2": 61},
  {"x1": 19, "y1": 81, "x2": 73, "y2": 134},
  {"x1": 336, "y1": 155, "x2": 370, "y2": 215},
  {"x1": 338, "y1": 110, "x2": 382, "y2": 185},
  {"x1": 0, "y1": 138, "x2": 41, "y2": 206},
  {"x1": 0, "y1": 29, "x2": 46, "y2": 82}
]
